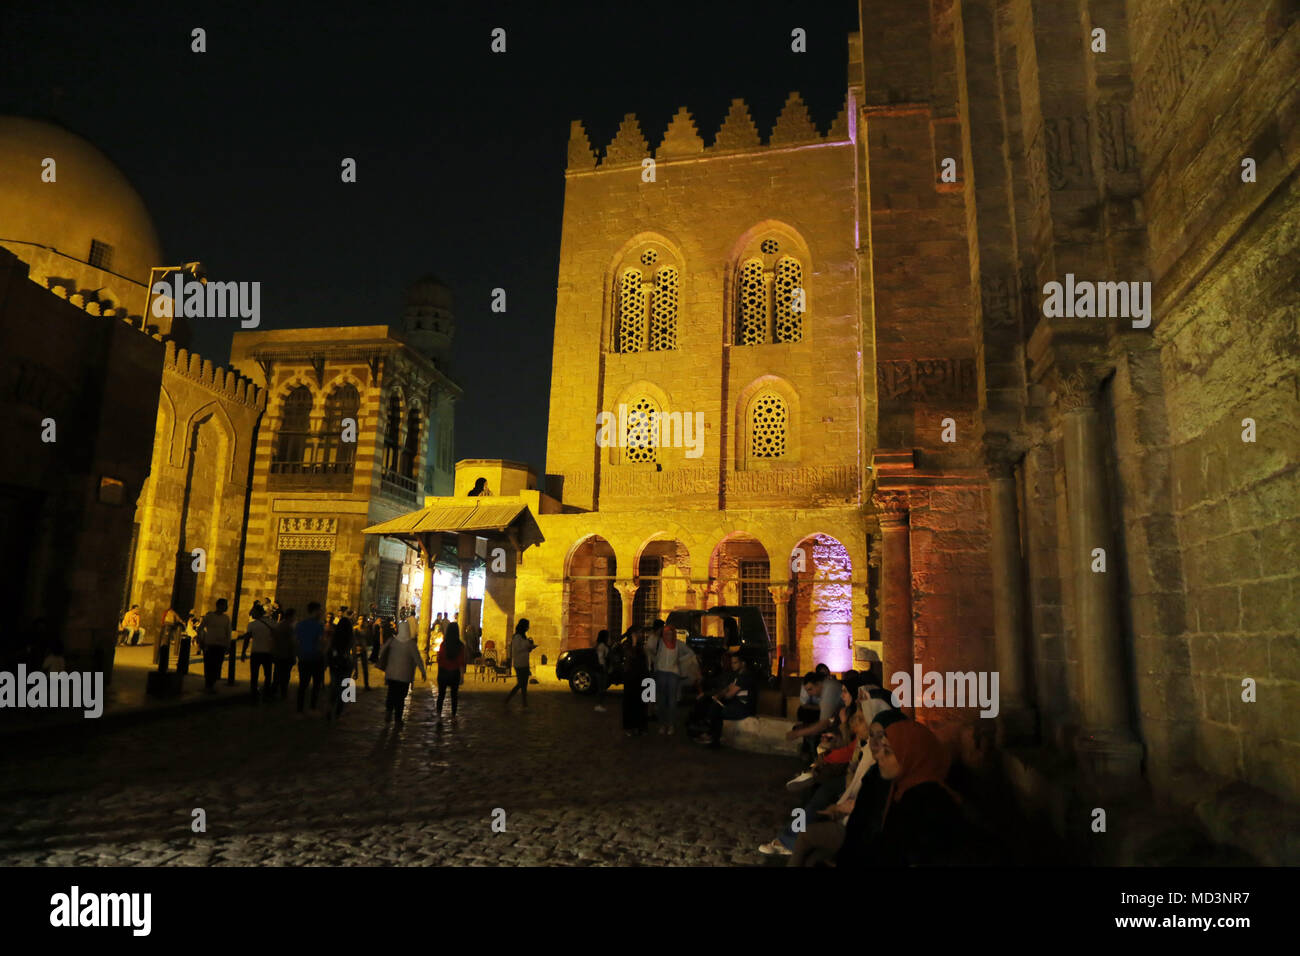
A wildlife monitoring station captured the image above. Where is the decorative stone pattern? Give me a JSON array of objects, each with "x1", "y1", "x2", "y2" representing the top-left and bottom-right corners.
[
  {"x1": 649, "y1": 267, "x2": 679, "y2": 352},
  {"x1": 773, "y1": 257, "x2": 803, "y2": 343},
  {"x1": 877, "y1": 358, "x2": 977, "y2": 403},
  {"x1": 748, "y1": 392, "x2": 788, "y2": 458},
  {"x1": 736, "y1": 258, "x2": 767, "y2": 345}
]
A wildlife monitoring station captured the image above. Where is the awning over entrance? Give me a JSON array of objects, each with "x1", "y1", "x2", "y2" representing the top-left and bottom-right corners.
[
  {"x1": 362, "y1": 499, "x2": 543, "y2": 644},
  {"x1": 362, "y1": 500, "x2": 544, "y2": 550}
]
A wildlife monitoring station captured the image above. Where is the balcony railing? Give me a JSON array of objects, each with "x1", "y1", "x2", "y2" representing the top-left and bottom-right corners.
[
  {"x1": 380, "y1": 468, "x2": 419, "y2": 503},
  {"x1": 268, "y1": 459, "x2": 355, "y2": 492}
]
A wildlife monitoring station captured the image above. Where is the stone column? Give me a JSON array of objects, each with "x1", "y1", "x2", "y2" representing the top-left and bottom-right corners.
[
  {"x1": 455, "y1": 532, "x2": 476, "y2": 639},
  {"x1": 985, "y1": 452, "x2": 1036, "y2": 744},
  {"x1": 417, "y1": 533, "x2": 438, "y2": 650},
  {"x1": 768, "y1": 584, "x2": 793, "y2": 676},
  {"x1": 1059, "y1": 369, "x2": 1143, "y2": 779},
  {"x1": 872, "y1": 491, "x2": 913, "y2": 686},
  {"x1": 614, "y1": 580, "x2": 637, "y2": 636}
]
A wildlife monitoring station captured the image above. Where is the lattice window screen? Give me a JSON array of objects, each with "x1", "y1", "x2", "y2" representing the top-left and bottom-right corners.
[
  {"x1": 618, "y1": 269, "x2": 646, "y2": 353},
  {"x1": 624, "y1": 396, "x2": 659, "y2": 464},
  {"x1": 750, "y1": 392, "x2": 788, "y2": 459},
  {"x1": 774, "y1": 257, "x2": 804, "y2": 343},
  {"x1": 649, "y1": 266, "x2": 678, "y2": 351},
  {"x1": 737, "y1": 258, "x2": 767, "y2": 345}
]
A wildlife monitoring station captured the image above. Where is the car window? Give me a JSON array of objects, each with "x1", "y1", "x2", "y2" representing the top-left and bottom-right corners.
[{"x1": 698, "y1": 614, "x2": 728, "y2": 639}]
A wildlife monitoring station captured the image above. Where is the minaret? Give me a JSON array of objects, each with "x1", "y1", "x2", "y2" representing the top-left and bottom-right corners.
[{"x1": 402, "y1": 274, "x2": 455, "y2": 366}]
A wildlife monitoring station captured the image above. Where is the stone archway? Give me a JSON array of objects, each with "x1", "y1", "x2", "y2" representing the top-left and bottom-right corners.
[
  {"x1": 708, "y1": 533, "x2": 775, "y2": 643},
  {"x1": 789, "y1": 533, "x2": 854, "y2": 675},
  {"x1": 564, "y1": 535, "x2": 619, "y2": 650},
  {"x1": 632, "y1": 534, "x2": 691, "y2": 626}
]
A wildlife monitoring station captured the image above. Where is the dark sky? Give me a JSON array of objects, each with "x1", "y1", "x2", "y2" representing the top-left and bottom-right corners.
[{"x1": 1, "y1": 0, "x2": 857, "y2": 477}]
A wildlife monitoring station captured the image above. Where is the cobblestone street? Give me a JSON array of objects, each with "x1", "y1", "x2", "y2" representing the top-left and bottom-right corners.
[{"x1": 0, "y1": 673, "x2": 797, "y2": 866}]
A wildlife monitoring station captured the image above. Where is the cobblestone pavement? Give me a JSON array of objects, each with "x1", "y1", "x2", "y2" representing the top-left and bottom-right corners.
[{"x1": 0, "y1": 675, "x2": 800, "y2": 866}]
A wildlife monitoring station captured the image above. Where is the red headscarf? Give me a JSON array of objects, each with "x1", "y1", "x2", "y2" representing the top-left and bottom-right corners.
[{"x1": 881, "y1": 720, "x2": 952, "y2": 822}]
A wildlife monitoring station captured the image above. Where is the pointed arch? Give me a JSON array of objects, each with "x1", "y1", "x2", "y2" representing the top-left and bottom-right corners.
[
  {"x1": 735, "y1": 375, "x2": 801, "y2": 466},
  {"x1": 605, "y1": 231, "x2": 687, "y2": 354},
  {"x1": 183, "y1": 399, "x2": 239, "y2": 480},
  {"x1": 726, "y1": 221, "x2": 813, "y2": 345},
  {"x1": 607, "y1": 379, "x2": 673, "y2": 466},
  {"x1": 156, "y1": 384, "x2": 177, "y2": 467}
]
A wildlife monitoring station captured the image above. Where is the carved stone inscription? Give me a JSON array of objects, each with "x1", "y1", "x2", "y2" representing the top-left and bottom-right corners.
[{"x1": 877, "y1": 358, "x2": 976, "y2": 403}]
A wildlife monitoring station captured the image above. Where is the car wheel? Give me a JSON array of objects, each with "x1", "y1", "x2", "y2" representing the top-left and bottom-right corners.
[{"x1": 569, "y1": 668, "x2": 594, "y2": 695}]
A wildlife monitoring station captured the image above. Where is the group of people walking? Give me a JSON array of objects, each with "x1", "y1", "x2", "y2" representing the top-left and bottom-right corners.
[{"x1": 177, "y1": 596, "x2": 482, "y2": 727}]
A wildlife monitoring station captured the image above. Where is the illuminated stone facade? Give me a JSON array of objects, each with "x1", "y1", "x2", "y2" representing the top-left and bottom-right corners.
[
  {"x1": 123, "y1": 342, "x2": 265, "y2": 632},
  {"x1": 229, "y1": 325, "x2": 461, "y2": 620},
  {"x1": 517, "y1": 89, "x2": 874, "y2": 679},
  {"x1": 852, "y1": 0, "x2": 1299, "y2": 861}
]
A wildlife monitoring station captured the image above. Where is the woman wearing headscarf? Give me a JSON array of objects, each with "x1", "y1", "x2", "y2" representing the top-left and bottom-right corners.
[
  {"x1": 435, "y1": 621, "x2": 468, "y2": 720},
  {"x1": 866, "y1": 718, "x2": 973, "y2": 865},
  {"x1": 834, "y1": 708, "x2": 908, "y2": 866},
  {"x1": 787, "y1": 699, "x2": 897, "y2": 866}
]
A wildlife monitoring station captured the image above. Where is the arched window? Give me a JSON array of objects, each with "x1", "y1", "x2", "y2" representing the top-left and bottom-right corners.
[
  {"x1": 401, "y1": 406, "x2": 421, "y2": 479},
  {"x1": 749, "y1": 392, "x2": 788, "y2": 459},
  {"x1": 322, "y1": 384, "x2": 359, "y2": 465},
  {"x1": 733, "y1": 236, "x2": 806, "y2": 345},
  {"x1": 613, "y1": 242, "x2": 681, "y2": 353},
  {"x1": 382, "y1": 392, "x2": 402, "y2": 476},
  {"x1": 276, "y1": 386, "x2": 313, "y2": 464},
  {"x1": 624, "y1": 395, "x2": 659, "y2": 464}
]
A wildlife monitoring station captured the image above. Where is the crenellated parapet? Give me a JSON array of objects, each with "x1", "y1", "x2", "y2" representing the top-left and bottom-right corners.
[
  {"x1": 164, "y1": 339, "x2": 265, "y2": 409},
  {"x1": 569, "y1": 92, "x2": 855, "y2": 173},
  {"x1": 44, "y1": 276, "x2": 146, "y2": 327}
]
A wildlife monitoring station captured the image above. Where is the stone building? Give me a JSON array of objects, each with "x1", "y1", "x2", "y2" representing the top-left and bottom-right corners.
[
  {"x1": 843, "y1": 0, "x2": 1298, "y2": 863},
  {"x1": 0, "y1": 245, "x2": 161, "y2": 671},
  {"x1": 122, "y1": 342, "x2": 265, "y2": 632},
  {"x1": 388, "y1": 2, "x2": 1297, "y2": 863},
  {"x1": 504, "y1": 95, "x2": 872, "y2": 679},
  {"x1": 228, "y1": 291, "x2": 462, "y2": 620},
  {"x1": 0, "y1": 117, "x2": 464, "y2": 665}
]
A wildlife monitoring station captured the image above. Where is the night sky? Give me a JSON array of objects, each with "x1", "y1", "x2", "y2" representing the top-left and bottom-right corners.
[{"x1": 1, "y1": 0, "x2": 857, "y2": 477}]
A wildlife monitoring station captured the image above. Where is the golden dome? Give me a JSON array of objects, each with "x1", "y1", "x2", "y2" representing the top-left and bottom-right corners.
[{"x1": 0, "y1": 116, "x2": 163, "y2": 288}]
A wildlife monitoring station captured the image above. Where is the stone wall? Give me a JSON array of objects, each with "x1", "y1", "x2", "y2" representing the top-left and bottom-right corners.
[
  {"x1": 1128, "y1": 0, "x2": 1299, "y2": 805},
  {"x1": 551, "y1": 101, "x2": 864, "y2": 514},
  {"x1": 128, "y1": 341, "x2": 264, "y2": 631},
  {"x1": 0, "y1": 248, "x2": 163, "y2": 671}
]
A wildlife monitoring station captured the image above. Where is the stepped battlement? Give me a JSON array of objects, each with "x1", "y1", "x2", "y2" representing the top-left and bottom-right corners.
[{"x1": 568, "y1": 92, "x2": 852, "y2": 173}]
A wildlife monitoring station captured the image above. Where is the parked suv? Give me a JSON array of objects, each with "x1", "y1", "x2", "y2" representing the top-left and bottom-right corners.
[{"x1": 555, "y1": 606, "x2": 773, "y2": 695}]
